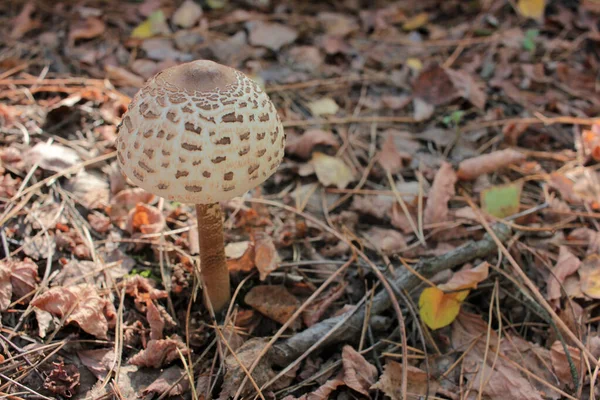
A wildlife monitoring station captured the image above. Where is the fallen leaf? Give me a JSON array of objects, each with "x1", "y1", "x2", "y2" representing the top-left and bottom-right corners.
[
  {"x1": 24, "y1": 143, "x2": 81, "y2": 173},
  {"x1": 245, "y1": 285, "x2": 300, "y2": 326},
  {"x1": 124, "y1": 275, "x2": 168, "y2": 307},
  {"x1": 32, "y1": 284, "x2": 116, "y2": 339},
  {"x1": 247, "y1": 21, "x2": 298, "y2": 51},
  {"x1": 579, "y1": 254, "x2": 600, "y2": 299},
  {"x1": 142, "y1": 366, "x2": 190, "y2": 397},
  {"x1": 547, "y1": 246, "x2": 581, "y2": 301},
  {"x1": 351, "y1": 195, "x2": 394, "y2": 220},
  {"x1": 105, "y1": 65, "x2": 146, "y2": 88},
  {"x1": 413, "y1": 65, "x2": 460, "y2": 107},
  {"x1": 445, "y1": 68, "x2": 487, "y2": 110},
  {"x1": 377, "y1": 132, "x2": 410, "y2": 174},
  {"x1": 308, "y1": 98, "x2": 340, "y2": 116},
  {"x1": 568, "y1": 227, "x2": 600, "y2": 255},
  {"x1": 424, "y1": 162, "x2": 457, "y2": 225},
  {"x1": 172, "y1": 0, "x2": 203, "y2": 28},
  {"x1": 311, "y1": 152, "x2": 355, "y2": 189},
  {"x1": 402, "y1": 12, "x2": 429, "y2": 31},
  {"x1": 0, "y1": 174, "x2": 21, "y2": 199},
  {"x1": 7, "y1": 257, "x2": 38, "y2": 300},
  {"x1": 43, "y1": 360, "x2": 80, "y2": 397},
  {"x1": 582, "y1": 124, "x2": 600, "y2": 161},
  {"x1": 364, "y1": 227, "x2": 406, "y2": 255},
  {"x1": 125, "y1": 203, "x2": 165, "y2": 235},
  {"x1": 317, "y1": 12, "x2": 359, "y2": 36},
  {"x1": 141, "y1": 38, "x2": 191, "y2": 61},
  {"x1": 412, "y1": 97, "x2": 435, "y2": 121},
  {"x1": 88, "y1": 213, "x2": 111, "y2": 233},
  {"x1": 302, "y1": 283, "x2": 347, "y2": 327},
  {"x1": 481, "y1": 181, "x2": 523, "y2": 218},
  {"x1": 129, "y1": 335, "x2": 188, "y2": 368},
  {"x1": 341, "y1": 345, "x2": 377, "y2": 396},
  {"x1": 371, "y1": 360, "x2": 437, "y2": 399},
  {"x1": 131, "y1": 10, "x2": 170, "y2": 39},
  {"x1": 253, "y1": 232, "x2": 280, "y2": 280},
  {"x1": 108, "y1": 188, "x2": 156, "y2": 225},
  {"x1": 69, "y1": 17, "x2": 105, "y2": 44},
  {"x1": 457, "y1": 149, "x2": 526, "y2": 180},
  {"x1": 146, "y1": 300, "x2": 164, "y2": 340},
  {"x1": 285, "y1": 129, "x2": 339, "y2": 159},
  {"x1": 65, "y1": 170, "x2": 109, "y2": 209},
  {"x1": 517, "y1": 0, "x2": 546, "y2": 21},
  {"x1": 226, "y1": 241, "x2": 256, "y2": 273},
  {"x1": 419, "y1": 287, "x2": 468, "y2": 330},
  {"x1": 0, "y1": 264, "x2": 12, "y2": 311},
  {"x1": 550, "y1": 340, "x2": 581, "y2": 388},
  {"x1": 78, "y1": 348, "x2": 115, "y2": 380}
]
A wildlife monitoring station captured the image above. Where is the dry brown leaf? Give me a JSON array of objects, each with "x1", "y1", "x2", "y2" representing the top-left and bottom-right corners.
[
  {"x1": 32, "y1": 284, "x2": 116, "y2": 339},
  {"x1": 456, "y1": 149, "x2": 526, "y2": 181},
  {"x1": 568, "y1": 227, "x2": 600, "y2": 255},
  {"x1": 124, "y1": 275, "x2": 168, "y2": 308},
  {"x1": 371, "y1": 359, "x2": 437, "y2": 399},
  {"x1": 88, "y1": 213, "x2": 111, "y2": 233},
  {"x1": 78, "y1": 348, "x2": 115, "y2": 380},
  {"x1": 302, "y1": 283, "x2": 347, "y2": 327},
  {"x1": 69, "y1": 17, "x2": 105, "y2": 43},
  {"x1": 105, "y1": 65, "x2": 146, "y2": 88},
  {"x1": 579, "y1": 255, "x2": 600, "y2": 299},
  {"x1": 253, "y1": 232, "x2": 280, "y2": 280},
  {"x1": 311, "y1": 152, "x2": 355, "y2": 189},
  {"x1": 351, "y1": 195, "x2": 393, "y2": 220},
  {"x1": 364, "y1": 227, "x2": 406, "y2": 255},
  {"x1": 424, "y1": 161, "x2": 457, "y2": 225},
  {"x1": 247, "y1": 21, "x2": 298, "y2": 51},
  {"x1": 550, "y1": 341, "x2": 581, "y2": 388},
  {"x1": 1, "y1": 257, "x2": 38, "y2": 304},
  {"x1": 43, "y1": 360, "x2": 80, "y2": 397},
  {"x1": 24, "y1": 143, "x2": 81, "y2": 173},
  {"x1": 146, "y1": 299, "x2": 164, "y2": 340},
  {"x1": 445, "y1": 68, "x2": 487, "y2": 109},
  {"x1": 377, "y1": 132, "x2": 409, "y2": 174},
  {"x1": 244, "y1": 285, "x2": 300, "y2": 326},
  {"x1": 285, "y1": 129, "x2": 339, "y2": 159},
  {"x1": 129, "y1": 335, "x2": 188, "y2": 368},
  {"x1": 0, "y1": 174, "x2": 21, "y2": 199},
  {"x1": 142, "y1": 365, "x2": 190, "y2": 397},
  {"x1": 0, "y1": 263, "x2": 11, "y2": 311},
  {"x1": 439, "y1": 262, "x2": 490, "y2": 292},
  {"x1": 125, "y1": 203, "x2": 165, "y2": 235},
  {"x1": 341, "y1": 345, "x2": 377, "y2": 397},
  {"x1": 546, "y1": 246, "x2": 581, "y2": 301}
]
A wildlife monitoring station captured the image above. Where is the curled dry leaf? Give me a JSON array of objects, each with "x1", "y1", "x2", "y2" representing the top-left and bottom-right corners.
[
  {"x1": 424, "y1": 161, "x2": 457, "y2": 225},
  {"x1": 43, "y1": 360, "x2": 80, "y2": 398},
  {"x1": 364, "y1": 227, "x2": 406, "y2": 255},
  {"x1": 108, "y1": 188, "x2": 156, "y2": 224},
  {"x1": 142, "y1": 366, "x2": 190, "y2": 397},
  {"x1": 456, "y1": 149, "x2": 526, "y2": 181},
  {"x1": 226, "y1": 241, "x2": 256, "y2": 273},
  {"x1": 0, "y1": 264, "x2": 11, "y2": 311},
  {"x1": 377, "y1": 132, "x2": 410, "y2": 174},
  {"x1": 69, "y1": 17, "x2": 105, "y2": 43},
  {"x1": 146, "y1": 299, "x2": 164, "y2": 340},
  {"x1": 311, "y1": 152, "x2": 355, "y2": 189},
  {"x1": 31, "y1": 284, "x2": 117, "y2": 339},
  {"x1": 78, "y1": 348, "x2": 115, "y2": 380},
  {"x1": 439, "y1": 262, "x2": 490, "y2": 292},
  {"x1": 253, "y1": 231, "x2": 280, "y2": 280},
  {"x1": 244, "y1": 285, "x2": 300, "y2": 326},
  {"x1": 550, "y1": 340, "x2": 581, "y2": 388},
  {"x1": 546, "y1": 246, "x2": 581, "y2": 301},
  {"x1": 285, "y1": 129, "x2": 339, "y2": 159},
  {"x1": 125, "y1": 203, "x2": 165, "y2": 235},
  {"x1": 129, "y1": 335, "x2": 188, "y2": 368},
  {"x1": 371, "y1": 360, "x2": 438, "y2": 399},
  {"x1": 341, "y1": 345, "x2": 377, "y2": 397},
  {"x1": 124, "y1": 275, "x2": 168, "y2": 306},
  {"x1": 0, "y1": 258, "x2": 38, "y2": 310}
]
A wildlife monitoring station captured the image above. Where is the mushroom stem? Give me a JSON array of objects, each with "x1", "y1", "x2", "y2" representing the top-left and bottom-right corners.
[{"x1": 195, "y1": 203, "x2": 230, "y2": 312}]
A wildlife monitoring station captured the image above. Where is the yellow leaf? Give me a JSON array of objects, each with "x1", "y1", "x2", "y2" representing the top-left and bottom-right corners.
[
  {"x1": 402, "y1": 12, "x2": 429, "y2": 31},
  {"x1": 308, "y1": 98, "x2": 339, "y2": 116},
  {"x1": 419, "y1": 287, "x2": 469, "y2": 330},
  {"x1": 406, "y1": 58, "x2": 423, "y2": 72},
  {"x1": 311, "y1": 152, "x2": 355, "y2": 189},
  {"x1": 517, "y1": 0, "x2": 546, "y2": 21},
  {"x1": 131, "y1": 10, "x2": 168, "y2": 39}
]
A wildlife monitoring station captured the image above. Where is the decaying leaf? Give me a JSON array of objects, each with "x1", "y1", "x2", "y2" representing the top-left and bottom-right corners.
[
  {"x1": 43, "y1": 360, "x2": 80, "y2": 397},
  {"x1": 124, "y1": 275, "x2": 168, "y2": 307},
  {"x1": 285, "y1": 129, "x2": 339, "y2": 159},
  {"x1": 424, "y1": 162, "x2": 457, "y2": 225},
  {"x1": 364, "y1": 227, "x2": 406, "y2": 255},
  {"x1": 253, "y1": 231, "x2": 280, "y2": 280},
  {"x1": 481, "y1": 181, "x2": 523, "y2": 218},
  {"x1": 377, "y1": 132, "x2": 409, "y2": 174},
  {"x1": 245, "y1": 285, "x2": 300, "y2": 326},
  {"x1": 550, "y1": 341, "x2": 581, "y2": 388},
  {"x1": 517, "y1": 0, "x2": 546, "y2": 21},
  {"x1": 32, "y1": 284, "x2": 117, "y2": 339},
  {"x1": 129, "y1": 335, "x2": 188, "y2": 368},
  {"x1": 547, "y1": 246, "x2": 581, "y2": 301},
  {"x1": 341, "y1": 345, "x2": 377, "y2": 397},
  {"x1": 0, "y1": 257, "x2": 38, "y2": 310},
  {"x1": 146, "y1": 299, "x2": 164, "y2": 340},
  {"x1": 371, "y1": 360, "x2": 437, "y2": 399},
  {"x1": 247, "y1": 21, "x2": 298, "y2": 51},
  {"x1": 457, "y1": 149, "x2": 526, "y2": 180},
  {"x1": 172, "y1": 0, "x2": 203, "y2": 28},
  {"x1": 78, "y1": 348, "x2": 115, "y2": 380},
  {"x1": 108, "y1": 188, "x2": 156, "y2": 224},
  {"x1": 24, "y1": 142, "x2": 81, "y2": 173},
  {"x1": 579, "y1": 254, "x2": 600, "y2": 299},
  {"x1": 311, "y1": 152, "x2": 355, "y2": 189},
  {"x1": 69, "y1": 17, "x2": 105, "y2": 43},
  {"x1": 142, "y1": 366, "x2": 190, "y2": 397}
]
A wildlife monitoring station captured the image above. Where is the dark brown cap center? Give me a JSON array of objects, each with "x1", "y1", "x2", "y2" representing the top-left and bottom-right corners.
[{"x1": 156, "y1": 60, "x2": 238, "y2": 93}]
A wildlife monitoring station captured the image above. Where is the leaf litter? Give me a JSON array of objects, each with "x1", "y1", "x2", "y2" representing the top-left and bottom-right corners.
[{"x1": 1, "y1": 0, "x2": 600, "y2": 399}]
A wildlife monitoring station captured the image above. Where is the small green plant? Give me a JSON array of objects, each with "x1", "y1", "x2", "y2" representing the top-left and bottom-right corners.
[
  {"x1": 127, "y1": 268, "x2": 153, "y2": 278},
  {"x1": 442, "y1": 110, "x2": 465, "y2": 128},
  {"x1": 522, "y1": 29, "x2": 539, "y2": 52}
]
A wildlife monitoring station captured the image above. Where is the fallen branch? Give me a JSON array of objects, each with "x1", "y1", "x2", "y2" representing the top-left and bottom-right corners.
[{"x1": 270, "y1": 223, "x2": 512, "y2": 366}]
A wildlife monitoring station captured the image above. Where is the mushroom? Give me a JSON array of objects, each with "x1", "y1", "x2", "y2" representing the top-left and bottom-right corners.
[{"x1": 115, "y1": 60, "x2": 285, "y2": 312}]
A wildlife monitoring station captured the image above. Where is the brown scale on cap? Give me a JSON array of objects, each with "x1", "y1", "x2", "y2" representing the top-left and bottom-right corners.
[{"x1": 116, "y1": 60, "x2": 286, "y2": 204}]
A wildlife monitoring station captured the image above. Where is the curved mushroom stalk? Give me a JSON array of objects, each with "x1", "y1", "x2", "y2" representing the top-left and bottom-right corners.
[{"x1": 196, "y1": 203, "x2": 230, "y2": 312}]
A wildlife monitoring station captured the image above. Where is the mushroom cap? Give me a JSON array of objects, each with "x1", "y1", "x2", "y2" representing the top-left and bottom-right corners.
[{"x1": 116, "y1": 60, "x2": 285, "y2": 204}]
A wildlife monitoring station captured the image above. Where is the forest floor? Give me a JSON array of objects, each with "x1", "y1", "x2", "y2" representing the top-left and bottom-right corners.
[{"x1": 1, "y1": 0, "x2": 600, "y2": 399}]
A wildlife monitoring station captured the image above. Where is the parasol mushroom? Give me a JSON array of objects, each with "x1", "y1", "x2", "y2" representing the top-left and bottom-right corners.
[{"x1": 116, "y1": 60, "x2": 285, "y2": 312}]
